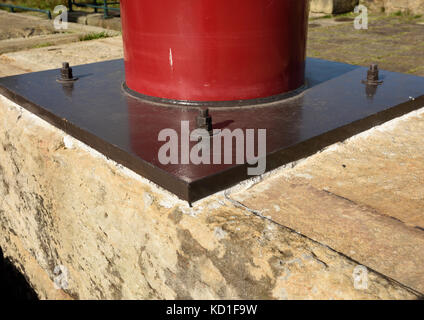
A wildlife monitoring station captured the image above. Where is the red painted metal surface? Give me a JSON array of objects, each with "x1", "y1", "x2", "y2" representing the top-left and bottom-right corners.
[{"x1": 120, "y1": 0, "x2": 309, "y2": 102}]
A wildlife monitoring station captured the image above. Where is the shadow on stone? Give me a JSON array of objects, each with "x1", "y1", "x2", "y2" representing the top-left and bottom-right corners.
[{"x1": 0, "y1": 247, "x2": 38, "y2": 300}]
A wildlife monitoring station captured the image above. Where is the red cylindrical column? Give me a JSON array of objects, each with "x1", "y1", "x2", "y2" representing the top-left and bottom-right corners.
[{"x1": 121, "y1": 0, "x2": 309, "y2": 102}]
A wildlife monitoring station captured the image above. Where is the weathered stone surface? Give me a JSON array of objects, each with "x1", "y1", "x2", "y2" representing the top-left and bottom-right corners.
[
  {"x1": 0, "y1": 10, "x2": 55, "y2": 41},
  {"x1": 0, "y1": 11, "x2": 120, "y2": 55},
  {"x1": 311, "y1": 0, "x2": 359, "y2": 13},
  {"x1": 385, "y1": 0, "x2": 424, "y2": 14},
  {"x1": 0, "y1": 36, "x2": 123, "y2": 77},
  {"x1": 68, "y1": 12, "x2": 122, "y2": 31},
  {"x1": 0, "y1": 95, "x2": 419, "y2": 300},
  {"x1": 313, "y1": 0, "x2": 424, "y2": 15},
  {"x1": 232, "y1": 108, "x2": 424, "y2": 294},
  {"x1": 361, "y1": 0, "x2": 424, "y2": 14},
  {"x1": 360, "y1": 0, "x2": 387, "y2": 12},
  {"x1": 307, "y1": 14, "x2": 424, "y2": 77}
]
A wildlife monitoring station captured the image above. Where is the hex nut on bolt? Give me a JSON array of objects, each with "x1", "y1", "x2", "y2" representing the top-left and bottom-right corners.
[
  {"x1": 363, "y1": 64, "x2": 383, "y2": 85},
  {"x1": 57, "y1": 62, "x2": 78, "y2": 83},
  {"x1": 196, "y1": 108, "x2": 213, "y2": 138}
]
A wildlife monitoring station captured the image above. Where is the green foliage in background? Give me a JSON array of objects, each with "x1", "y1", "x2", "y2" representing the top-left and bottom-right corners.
[
  {"x1": 1, "y1": 0, "x2": 120, "y2": 11},
  {"x1": 0, "y1": 0, "x2": 67, "y2": 10}
]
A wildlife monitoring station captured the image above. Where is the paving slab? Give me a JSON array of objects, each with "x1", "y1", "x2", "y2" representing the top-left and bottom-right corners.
[
  {"x1": 0, "y1": 11, "x2": 120, "y2": 55},
  {"x1": 0, "y1": 36, "x2": 123, "y2": 77},
  {"x1": 0, "y1": 10, "x2": 56, "y2": 41},
  {"x1": 231, "y1": 108, "x2": 424, "y2": 294},
  {"x1": 308, "y1": 14, "x2": 424, "y2": 76}
]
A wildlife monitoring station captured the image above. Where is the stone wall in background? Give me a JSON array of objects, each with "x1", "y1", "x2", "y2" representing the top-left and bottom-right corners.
[
  {"x1": 310, "y1": 0, "x2": 359, "y2": 13},
  {"x1": 360, "y1": 0, "x2": 424, "y2": 14},
  {"x1": 311, "y1": 0, "x2": 424, "y2": 14}
]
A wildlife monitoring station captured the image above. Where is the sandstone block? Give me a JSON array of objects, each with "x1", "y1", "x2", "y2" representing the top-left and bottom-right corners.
[{"x1": 311, "y1": 0, "x2": 360, "y2": 14}]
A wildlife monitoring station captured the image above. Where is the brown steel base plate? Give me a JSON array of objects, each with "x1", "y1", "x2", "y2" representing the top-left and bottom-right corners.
[{"x1": 1, "y1": 58, "x2": 423, "y2": 203}]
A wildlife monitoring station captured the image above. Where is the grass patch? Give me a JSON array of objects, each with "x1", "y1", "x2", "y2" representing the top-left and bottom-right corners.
[
  {"x1": 32, "y1": 42, "x2": 54, "y2": 48},
  {"x1": 407, "y1": 67, "x2": 420, "y2": 74},
  {"x1": 390, "y1": 10, "x2": 422, "y2": 19},
  {"x1": 79, "y1": 31, "x2": 110, "y2": 41},
  {"x1": 388, "y1": 10, "x2": 424, "y2": 23},
  {"x1": 316, "y1": 14, "x2": 333, "y2": 20}
]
